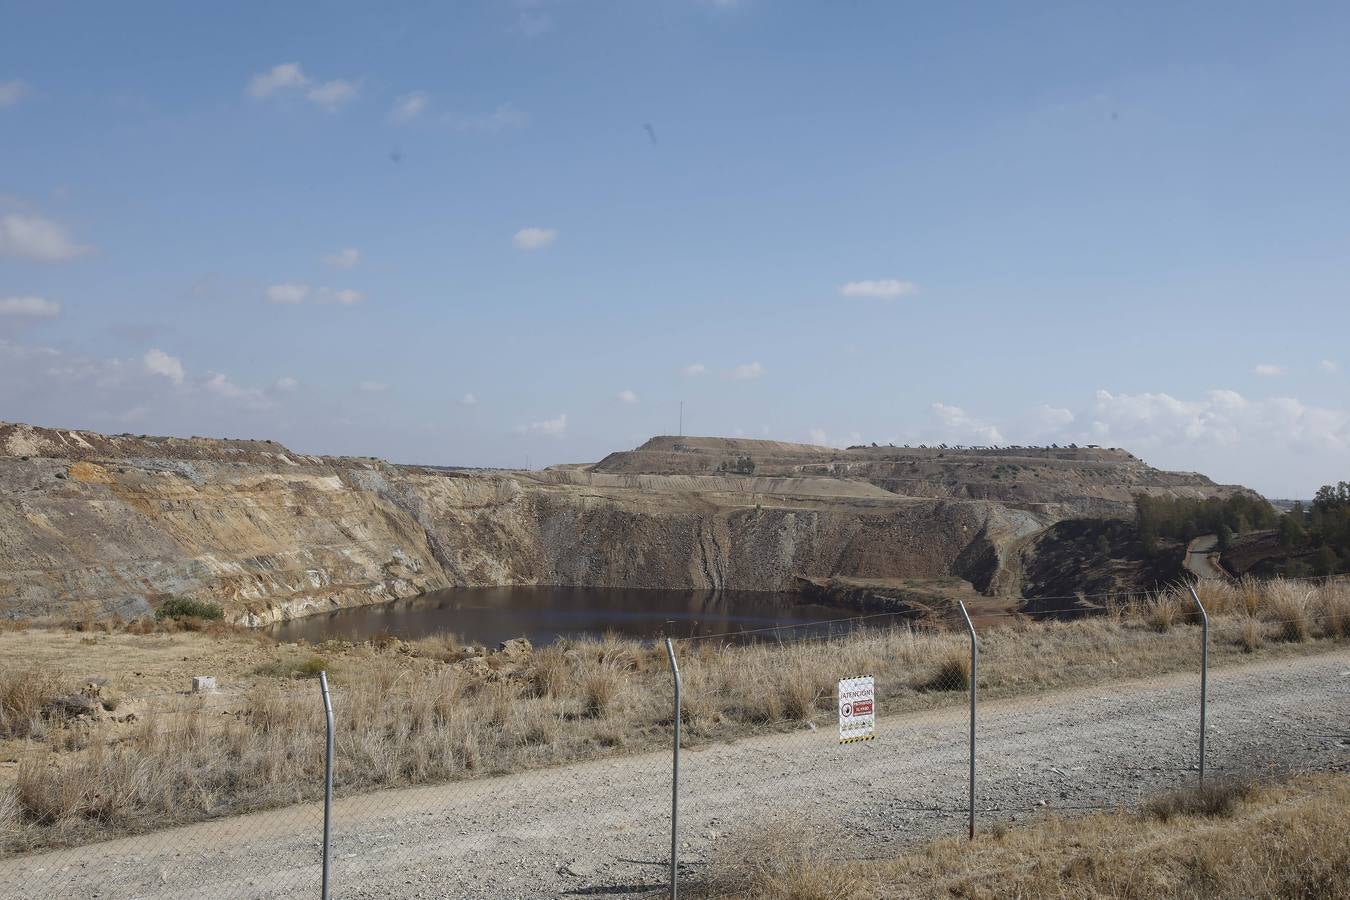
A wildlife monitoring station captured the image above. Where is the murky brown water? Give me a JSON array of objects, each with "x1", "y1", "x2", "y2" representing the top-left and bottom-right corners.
[{"x1": 264, "y1": 585, "x2": 894, "y2": 646}]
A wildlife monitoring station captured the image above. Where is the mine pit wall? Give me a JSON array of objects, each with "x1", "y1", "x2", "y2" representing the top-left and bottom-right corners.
[{"x1": 0, "y1": 455, "x2": 1044, "y2": 626}]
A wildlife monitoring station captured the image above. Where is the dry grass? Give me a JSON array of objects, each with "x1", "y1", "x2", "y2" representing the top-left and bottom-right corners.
[
  {"x1": 1, "y1": 576, "x2": 1347, "y2": 853},
  {"x1": 1143, "y1": 778, "x2": 1255, "y2": 822},
  {"x1": 1238, "y1": 616, "x2": 1264, "y2": 653},
  {"x1": 693, "y1": 774, "x2": 1350, "y2": 899},
  {"x1": 0, "y1": 668, "x2": 71, "y2": 739},
  {"x1": 1143, "y1": 592, "x2": 1180, "y2": 632},
  {"x1": 407, "y1": 631, "x2": 466, "y2": 663},
  {"x1": 700, "y1": 820, "x2": 873, "y2": 899},
  {"x1": 1266, "y1": 582, "x2": 1312, "y2": 643},
  {"x1": 916, "y1": 644, "x2": 971, "y2": 692}
]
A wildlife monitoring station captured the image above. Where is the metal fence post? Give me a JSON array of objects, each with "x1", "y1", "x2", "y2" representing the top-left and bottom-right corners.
[
  {"x1": 319, "y1": 671, "x2": 335, "y2": 900},
  {"x1": 1187, "y1": 585, "x2": 1209, "y2": 785},
  {"x1": 664, "y1": 638, "x2": 682, "y2": 900},
  {"x1": 957, "y1": 601, "x2": 977, "y2": 840}
]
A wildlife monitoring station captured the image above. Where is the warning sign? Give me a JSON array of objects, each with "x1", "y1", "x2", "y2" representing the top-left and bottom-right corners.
[{"x1": 838, "y1": 675, "x2": 875, "y2": 744}]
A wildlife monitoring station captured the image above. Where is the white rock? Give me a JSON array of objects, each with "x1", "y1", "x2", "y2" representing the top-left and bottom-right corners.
[{"x1": 192, "y1": 676, "x2": 217, "y2": 693}]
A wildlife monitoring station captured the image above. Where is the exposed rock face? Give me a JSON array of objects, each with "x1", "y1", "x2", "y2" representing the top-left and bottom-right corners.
[{"x1": 0, "y1": 423, "x2": 1249, "y2": 624}]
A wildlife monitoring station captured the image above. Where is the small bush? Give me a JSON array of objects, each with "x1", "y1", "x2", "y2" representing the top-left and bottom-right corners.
[
  {"x1": 154, "y1": 598, "x2": 225, "y2": 622},
  {"x1": 297, "y1": 657, "x2": 328, "y2": 678},
  {"x1": 1144, "y1": 779, "x2": 1254, "y2": 823}
]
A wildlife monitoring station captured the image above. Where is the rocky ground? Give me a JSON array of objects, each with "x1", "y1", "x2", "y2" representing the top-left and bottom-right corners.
[
  {"x1": 3, "y1": 650, "x2": 1345, "y2": 900},
  {"x1": 1, "y1": 422, "x2": 1247, "y2": 625}
]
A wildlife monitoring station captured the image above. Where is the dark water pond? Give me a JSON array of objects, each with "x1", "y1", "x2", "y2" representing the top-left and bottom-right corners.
[{"x1": 264, "y1": 586, "x2": 892, "y2": 647}]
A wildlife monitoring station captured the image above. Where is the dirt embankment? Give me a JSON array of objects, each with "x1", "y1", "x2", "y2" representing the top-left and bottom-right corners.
[
  {"x1": 0, "y1": 423, "x2": 1243, "y2": 624},
  {"x1": 596, "y1": 436, "x2": 1254, "y2": 519}
]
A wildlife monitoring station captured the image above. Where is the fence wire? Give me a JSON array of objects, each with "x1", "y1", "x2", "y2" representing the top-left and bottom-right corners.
[{"x1": 1, "y1": 581, "x2": 1347, "y2": 899}]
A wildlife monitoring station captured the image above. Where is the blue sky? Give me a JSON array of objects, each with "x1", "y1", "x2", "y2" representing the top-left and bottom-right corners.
[{"x1": 1, "y1": 1, "x2": 1347, "y2": 497}]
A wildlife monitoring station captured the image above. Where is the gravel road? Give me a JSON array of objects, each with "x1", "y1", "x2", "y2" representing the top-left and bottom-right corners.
[{"x1": 5, "y1": 651, "x2": 1347, "y2": 899}]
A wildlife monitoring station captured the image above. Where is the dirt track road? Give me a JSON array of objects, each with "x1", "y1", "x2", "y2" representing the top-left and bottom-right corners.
[
  {"x1": 1185, "y1": 534, "x2": 1227, "y2": 580},
  {"x1": 4, "y1": 651, "x2": 1348, "y2": 899}
]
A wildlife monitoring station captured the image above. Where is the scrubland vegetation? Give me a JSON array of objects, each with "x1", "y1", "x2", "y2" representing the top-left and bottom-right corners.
[
  {"x1": 1137, "y1": 483, "x2": 1350, "y2": 576},
  {"x1": 692, "y1": 774, "x2": 1349, "y2": 899},
  {"x1": 0, "y1": 577, "x2": 1346, "y2": 852}
]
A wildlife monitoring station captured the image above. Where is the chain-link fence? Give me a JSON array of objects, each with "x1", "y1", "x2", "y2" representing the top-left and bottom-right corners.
[{"x1": 2, "y1": 577, "x2": 1347, "y2": 898}]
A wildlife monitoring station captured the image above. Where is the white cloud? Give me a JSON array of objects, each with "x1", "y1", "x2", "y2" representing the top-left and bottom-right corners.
[
  {"x1": 0, "y1": 296, "x2": 61, "y2": 318},
  {"x1": 461, "y1": 392, "x2": 478, "y2": 406},
  {"x1": 808, "y1": 428, "x2": 830, "y2": 445},
  {"x1": 618, "y1": 389, "x2": 638, "y2": 404},
  {"x1": 316, "y1": 287, "x2": 363, "y2": 306},
  {"x1": 730, "y1": 361, "x2": 764, "y2": 380},
  {"x1": 307, "y1": 79, "x2": 358, "y2": 111},
  {"x1": 204, "y1": 372, "x2": 244, "y2": 398},
  {"x1": 0, "y1": 213, "x2": 89, "y2": 261},
  {"x1": 247, "y1": 63, "x2": 357, "y2": 110},
  {"x1": 322, "y1": 248, "x2": 360, "y2": 269},
  {"x1": 513, "y1": 227, "x2": 557, "y2": 250},
  {"x1": 518, "y1": 413, "x2": 567, "y2": 436},
  {"x1": 143, "y1": 349, "x2": 184, "y2": 385},
  {"x1": 267, "y1": 284, "x2": 362, "y2": 305},
  {"x1": 1033, "y1": 404, "x2": 1075, "y2": 428},
  {"x1": 839, "y1": 279, "x2": 918, "y2": 300},
  {"x1": 205, "y1": 372, "x2": 273, "y2": 410},
  {"x1": 446, "y1": 104, "x2": 527, "y2": 132},
  {"x1": 247, "y1": 63, "x2": 309, "y2": 98},
  {"x1": 390, "y1": 92, "x2": 429, "y2": 123},
  {"x1": 930, "y1": 402, "x2": 1005, "y2": 445},
  {"x1": 266, "y1": 283, "x2": 310, "y2": 304},
  {"x1": 1252, "y1": 363, "x2": 1283, "y2": 377},
  {"x1": 358, "y1": 380, "x2": 389, "y2": 393},
  {"x1": 682, "y1": 362, "x2": 707, "y2": 376},
  {"x1": 0, "y1": 80, "x2": 27, "y2": 108},
  {"x1": 1320, "y1": 359, "x2": 1339, "y2": 375},
  {"x1": 273, "y1": 376, "x2": 299, "y2": 392}
]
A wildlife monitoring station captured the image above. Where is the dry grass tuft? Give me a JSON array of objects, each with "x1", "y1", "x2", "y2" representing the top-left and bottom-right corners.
[
  {"x1": 581, "y1": 662, "x2": 622, "y2": 717},
  {"x1": 1143, "y1": 778, "x2": 1255, "y2": 823},
  {"x1": 1145, "y1": 594, "x2": 1180, "y2": 633},
  {"x1": 407, "y1": 632, "x2": 465, "y2": 663},
  {"x1": 1237, "y1": 617, "x2": 1264, "y2": 653},
  {"x1": 699, "y1": 820, "x2": 877, "y2": 899},
  {"x1": 0, "y1": 667, "x2": 71, "y2": 739},
  {"x1": 696, "y1": 775, "x2": 1350, "y2": 899},
  {"x1": 917, "y1": 645, "x2": 971, "y2": 692},
  {"x1": 1265, "y1": 582, "x2": 1311, "y2": 642},
  {"x1": 1315, "y1": 581, "x2": 1350, "y2": 639}
]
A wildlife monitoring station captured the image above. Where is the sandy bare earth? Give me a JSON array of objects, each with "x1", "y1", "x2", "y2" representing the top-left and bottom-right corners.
[{"x1": 3, "y1": 651, "x2": 1347, "y2": 900}]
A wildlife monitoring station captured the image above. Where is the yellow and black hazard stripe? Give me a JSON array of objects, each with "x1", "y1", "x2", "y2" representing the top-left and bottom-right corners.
[{"x1": 839, "y1": 733, "x2": 875, "y2": 744}]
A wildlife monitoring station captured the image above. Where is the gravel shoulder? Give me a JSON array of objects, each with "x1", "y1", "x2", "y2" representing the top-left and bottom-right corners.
[{"x1": 4, "y1": 650, "x2": 1347, "y2": 900}]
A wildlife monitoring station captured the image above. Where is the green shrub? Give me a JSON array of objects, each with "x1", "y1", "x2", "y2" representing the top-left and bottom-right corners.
[{"x1": 154, "y1": 598, "x2": 225, "y2": 621}]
